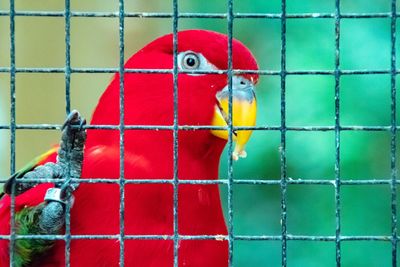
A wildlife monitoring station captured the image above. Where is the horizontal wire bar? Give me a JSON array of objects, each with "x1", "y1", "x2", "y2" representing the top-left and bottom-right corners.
[
  {"x1": 0, "y1": 11, "x2": 399, "y2": 19},
  {"x1": 236, "y1": 235, "x2": 396, "y2": 242},
  {"x1": 0, "y1": 234, "x2": 396, "y2": 242},
  {"x1": 0, "y1": 67, "x2": 399, "y2": 75},
  {"x1": 0, "y1": 124, "x2": 398, "y2": 132},
  {"x1": 0, "y1": 178, "x2": 398, "y2": 186},
  {"x1": 236, "y1": 13, "x2": 400, "y2": 19}
]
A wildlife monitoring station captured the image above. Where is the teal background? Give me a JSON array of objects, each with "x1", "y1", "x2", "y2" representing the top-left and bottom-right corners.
[{"x1": 0, "y1": 0, "x2": 399, "y2": 266}]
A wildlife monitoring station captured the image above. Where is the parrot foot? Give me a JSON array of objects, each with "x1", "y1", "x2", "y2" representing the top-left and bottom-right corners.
[
  {"x1": 38, "y1": 110, "x2": 86, "y2": 233},
  {"x1": 37, "y1": 110, "x2": 86, "y2": 234},
  {"x1": 3, "y1": 110, "x2": 86, "y2": 196}
]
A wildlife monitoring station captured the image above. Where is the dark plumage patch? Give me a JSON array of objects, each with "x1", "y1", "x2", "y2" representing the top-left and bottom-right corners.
[{"x1": 14, "y1": 204, "x2": 57, "y2": 267}]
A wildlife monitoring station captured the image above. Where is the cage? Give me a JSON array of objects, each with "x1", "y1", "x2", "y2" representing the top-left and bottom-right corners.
[{"x1": 0, "y1": 0, "x2": 399, "y2": 266}]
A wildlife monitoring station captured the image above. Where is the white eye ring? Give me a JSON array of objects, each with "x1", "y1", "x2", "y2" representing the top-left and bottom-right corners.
[{"x1": 181, "y1": 52, "x2": 200, "y2": 70}]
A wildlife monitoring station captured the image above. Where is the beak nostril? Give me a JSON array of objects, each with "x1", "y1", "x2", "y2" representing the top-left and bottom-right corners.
[{"x1": 235, "y1": 76, "x2": 251, "y2": 88}]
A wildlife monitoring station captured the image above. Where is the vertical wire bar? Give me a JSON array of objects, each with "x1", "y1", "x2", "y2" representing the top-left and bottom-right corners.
[
  {"x1": 9, "y1": 0, "x2": 16, "y2": 266},
  {"x1": 280, "y1": 0, "x2": 287, "y2": 266},
  {"x1": 64, "y1": 0, "x2": 71, "y2": 114},
  {"x1": 118, "y1": 0, "x2": 125, "y2": 266},
  {"x1": 389, "y1": 0, "x2": 397, "y2": 265},
  {"x1": 64, "y1": 0, "x2": 72, "y2": 266},
  {"x1": 172, "y1": 0, "x2": 179, "y2": 266},
  {"x1": 226, "y1": 0, "x2": 234, "y2": 266},
  {"x1": 334, "y1": 0, "x2": 342, "y2": 266}
]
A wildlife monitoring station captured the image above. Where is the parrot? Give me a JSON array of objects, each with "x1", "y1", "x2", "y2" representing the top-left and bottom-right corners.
[{"x1": 0, "y1": 29, "x2": 259, "y2": 266}]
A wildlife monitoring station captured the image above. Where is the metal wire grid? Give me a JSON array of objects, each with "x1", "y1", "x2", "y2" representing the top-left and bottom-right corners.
[{"x1": 0, "y1": 0, "x2": 399, "y2": 266}]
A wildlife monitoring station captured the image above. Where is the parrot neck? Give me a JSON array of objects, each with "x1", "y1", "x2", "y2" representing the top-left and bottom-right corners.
[
  {"x1": 179, "y1": 135, "x2": 227, "y2": 180},
  {"x1": 125, "y1": 130, "x2": 227, "y2": 180}
]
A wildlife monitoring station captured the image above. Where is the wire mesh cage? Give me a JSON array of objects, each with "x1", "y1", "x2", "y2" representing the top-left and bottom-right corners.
[{"x1": 0, "y1": 0, "x2": 399, "y2": 266}]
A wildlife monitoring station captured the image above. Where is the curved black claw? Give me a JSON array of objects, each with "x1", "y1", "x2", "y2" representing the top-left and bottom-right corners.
[{"x1": 62, "y1": 110, "x2": 84, "y2": 130}]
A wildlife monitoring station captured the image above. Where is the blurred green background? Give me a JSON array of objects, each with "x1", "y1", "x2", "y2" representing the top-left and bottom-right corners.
[{"x1": 1, "y1": 0, "x2": 400, "y2": 266}]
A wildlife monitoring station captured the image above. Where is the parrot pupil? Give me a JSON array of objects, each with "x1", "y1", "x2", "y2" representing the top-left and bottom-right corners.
[{"x1": 186, "y1": 57, "x2": 196, "y2": 67}]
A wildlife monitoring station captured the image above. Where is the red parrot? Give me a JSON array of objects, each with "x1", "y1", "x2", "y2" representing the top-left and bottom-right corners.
[{"x1": 0, "y1": 29, "x2": 258, "y2": 266}]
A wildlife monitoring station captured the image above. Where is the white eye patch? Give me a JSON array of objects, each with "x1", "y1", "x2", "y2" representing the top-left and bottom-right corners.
[{"x1": 177, "y1": 51, "x2": 217, "y2": 76}]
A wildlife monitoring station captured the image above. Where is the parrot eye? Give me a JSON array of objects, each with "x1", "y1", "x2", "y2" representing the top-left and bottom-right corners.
[
  {"x1": 181, "y1": 53, "x2": 200, "y2": 69},
  {"x1": 177, "y1": 51, "x2": 216, "y2": 75}
]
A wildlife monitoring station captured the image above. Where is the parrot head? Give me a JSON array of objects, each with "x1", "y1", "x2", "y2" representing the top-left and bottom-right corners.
[
  {"x1": 91, "y1": 29, "x2": 258, "y2": 162},
  {"x1": 173, "y1": 30, "x2": 259, "y2": 160}
]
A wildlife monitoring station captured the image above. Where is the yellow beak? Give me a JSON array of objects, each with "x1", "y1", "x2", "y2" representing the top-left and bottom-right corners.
[{"x1": 211, "y1": 76, "x2": 257, "y2": 160}]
